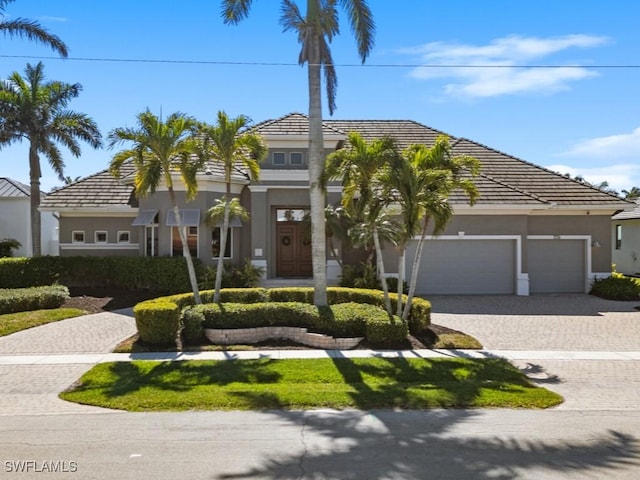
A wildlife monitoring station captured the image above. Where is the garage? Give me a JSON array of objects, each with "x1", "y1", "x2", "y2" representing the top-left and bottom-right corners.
[
  {"x1": 406, "y1": 238, "x2": 516, "y2": 295},
  {"x1": 527, "y1": 239, "x2": 586, "y2": 293}
]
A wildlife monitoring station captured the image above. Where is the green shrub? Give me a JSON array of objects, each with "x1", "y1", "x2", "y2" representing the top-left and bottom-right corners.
[
  {"x1": 199, "y1": 259, "x2": 265, "y2": 289},
  {"x1": 183, "y1": 301, "x2": 405, "y2": 343},
  {"x1": 590, "y1": 275, "x2": 640, "y2": 301},
  {"x1": 137, "y1": 286, "x2": 430, "y2": 346},
  {"x1": 0, "y1": 238, "x2": 21, "y2": 258},
  {"x1": 0, "y1": 285, "x2": 69, "y2": 315},
  {"x1": 267, "y1": 287, "x2": 314, "y2": 303},
  {"x1": 0, "y1": 256, "x2": 202, "y2": 292},
  {"x1": 365, "y1": 311, "x2": 408, "y2": 345},
  {"x1": 133, "y1": 299, "x2": 181, "y2": 346}
]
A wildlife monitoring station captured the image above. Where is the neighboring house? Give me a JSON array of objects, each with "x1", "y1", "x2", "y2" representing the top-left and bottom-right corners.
[
  {"x1": 40, "y1": 113, "x2": 633, "y2": 295},
  {"x1": 0, "y1": 177, "x2": 58, "y2": 257},
  {"x1": 612, "y1": 201, "x2": 640, "y2": 276}
]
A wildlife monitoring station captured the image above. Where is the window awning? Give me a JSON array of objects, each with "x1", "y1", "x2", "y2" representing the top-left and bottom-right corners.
[
  {"x1": 131, "y1": 209, "x2": 158, "y2": 226},
  {"x1": 213, "y1": 217, "x2": 243, "y2": 228},
  {"x1": 166, "y1": 209, "x2": 201, "y2": 227}
]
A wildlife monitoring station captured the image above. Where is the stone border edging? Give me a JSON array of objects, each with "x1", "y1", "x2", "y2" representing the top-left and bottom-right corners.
[{"x1": 204, "y1": 326, "x2": 364, "y2": 350}]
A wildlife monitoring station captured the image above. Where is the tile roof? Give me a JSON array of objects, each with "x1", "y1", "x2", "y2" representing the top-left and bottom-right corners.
[
  {"x1": 41, "y1": 164, "x2": 138, "y2": 209},
  {"x1": 42, "y1": 158, "x2": 250, "y2": 209},
  {"x1": 612, "y1": 203, "x2": 640, "y2": 220},
  {"x1": 42, "y1": 112, "x2": 632, "y2": 210},
  {"x1": 251, "y1": 112, "x2": 344, "y2": 136},
  {"x1": 451, "y1": 139, "x2": 629, "y2": 207},
  {"x1": 0, "y1": 177, "x2": 31, "y2": 198}
]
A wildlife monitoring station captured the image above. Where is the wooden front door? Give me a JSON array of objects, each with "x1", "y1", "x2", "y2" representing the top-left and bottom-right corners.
[{"x1": 276, "y1": 221, "x2": 312, "y2": 277}]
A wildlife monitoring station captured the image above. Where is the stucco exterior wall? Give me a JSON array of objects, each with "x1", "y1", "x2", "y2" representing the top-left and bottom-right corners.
[
  {"x1": 1, "y1": 197, "x2": 58, "y2": 257},
  {"x1": 528, "y1": 214, "x2": 612, "y2": 272},
  {"x1": 612, "y1": 219, "x2": 640, "y2": 275}
]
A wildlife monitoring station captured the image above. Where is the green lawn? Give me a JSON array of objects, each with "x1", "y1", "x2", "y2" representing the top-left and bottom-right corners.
[
  {"x1": 60, "y1": 357, "x2": 563, "y2": 411},
  {"x1": 0, "y1": 308, "x2": 86, "y2": 337}
]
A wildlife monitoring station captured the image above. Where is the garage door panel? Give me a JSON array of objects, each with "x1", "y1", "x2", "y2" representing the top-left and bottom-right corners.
[
  {"x1": 528, "y1": 240, "x2": 585, "y2": 293},
  {"x1": 408, "y1": 239, "x2": 515, "y2": 295}
]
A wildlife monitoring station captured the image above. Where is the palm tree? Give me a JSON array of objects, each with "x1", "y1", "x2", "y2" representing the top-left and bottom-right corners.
[
  {"x1": 222, "y1": 0, "x2": 375, "y2": 306},
  {"x1": 622, "y1": 187, "x2": 640, "y2": 200},
  {"x1": 0, "y1": 62, "x2": 101, "y2": 256},
  {"x1": 397, "y1": 138, "x2": 480, "y2": 321},
  {"x1": 197, "y1": 111, "x2": 267, "y2": 303},
  {"x1": 326, "y1": 132, "x2": 400, "y2": 313},
  {"x1": 0, "y1": 0, "x2": 68, "y2": 56},
  {"x1": 108, "y1": 110, "x2": 204, "y2": 304}
]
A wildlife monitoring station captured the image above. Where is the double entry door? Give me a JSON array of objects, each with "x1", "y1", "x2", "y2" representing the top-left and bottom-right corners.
[{"x1": 276, "y1": 221, "x2": 312, "y2": 277}]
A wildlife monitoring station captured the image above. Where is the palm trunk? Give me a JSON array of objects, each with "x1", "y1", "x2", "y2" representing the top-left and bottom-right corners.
[
  {"x1": 373, "y1": 225, "x2": 392, "y2": 315},
  {"x1": 308, "y1": 30, "x2": 328, "y2": 306},
  {"x1": 402, "y1": 216, "x2": 430, "y2": 321},
  {"x1": 169, "y1": 188, "x2": 201, "y2": 304},
  {"x1": 397, "y1": 245, "x2": 406, "y2": 317},
  {"x1": 29, "y1": 144, "x2": 42, "y2": 257},
  {"x1": 213, "y1": 197, "x2": 230, "y2": 303}
]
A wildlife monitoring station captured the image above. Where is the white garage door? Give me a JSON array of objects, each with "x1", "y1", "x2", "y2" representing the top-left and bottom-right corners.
[
  {"x1": 527, "y1": 239, "x2": 586, "y2": 293},
  {"x1": 407, "y1": 239, "x2": 516, "y2": 295}
]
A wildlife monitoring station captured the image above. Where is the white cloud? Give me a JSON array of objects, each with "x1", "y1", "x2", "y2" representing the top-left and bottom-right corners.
[
  {"x1": 562, "y1": 127, "x2": 640, "y2": 159},
  {"x1": 545, "y1": 163, "x2": 640, "y2": 192},
  {"x1": 401, "y1": 34, "x2": 609, "y2": 97}
]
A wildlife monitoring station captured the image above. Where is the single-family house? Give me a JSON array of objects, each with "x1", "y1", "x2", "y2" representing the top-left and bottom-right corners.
[
  {"x1": 612, "y1": 201, "x2": 640, "y2": 276},
  {"x1": 0, "y1": 177, "x2": 58, "y2": 256},
  {"x1": 39, "y1": 113, "x2": 632, "y2": 295}
]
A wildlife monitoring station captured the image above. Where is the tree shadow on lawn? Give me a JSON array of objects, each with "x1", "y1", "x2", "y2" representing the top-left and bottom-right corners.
[
  {"x1": 215, "y1": 355, "x2": 638, "y2": 479},
  {"x1": 73, "y1": 359, "x2": 281, "y2": 398},
  {"x1": 216, "y1": 356, "x2": 639, "y2": 479}
]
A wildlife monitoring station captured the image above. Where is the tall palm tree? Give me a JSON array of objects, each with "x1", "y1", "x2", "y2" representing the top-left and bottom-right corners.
[
  {"x1": 198, "y1": 111, "x2": 267, "y2": 303},
  {"x1": 0, "y1": 62, "x2": 101, "y2": 256},
  {"x1": 222, "y1": 0, "x2": 375, "y2": 306},
  {"x1": 397, "y1": 138, "x2": 480, "y2": 321},
  {"x1": 0, "y1": 0, "x2": 68, "y2": 56},
  {"x1": 108, "y1": 110, "x2": 204, "y2": 304}
]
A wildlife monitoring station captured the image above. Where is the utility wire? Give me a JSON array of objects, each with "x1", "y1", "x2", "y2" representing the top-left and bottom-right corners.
[{"x1": 1, "y1": 54, "x2": 639, "y2": 68}]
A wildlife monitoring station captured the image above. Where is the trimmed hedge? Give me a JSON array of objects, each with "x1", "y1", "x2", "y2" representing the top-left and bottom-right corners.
[
  {"x1": 0, "y1": 256, "x2": 202, "y2": 292},
  {"x1": 135, "y1": 287, "x2": 430, "y2": 347},
  {"x1": 133, "y1": 299, "x2": 181, "y2": 346},
  {"x1": 0, "y1": 285, "x2": 69, "y2": 315}
]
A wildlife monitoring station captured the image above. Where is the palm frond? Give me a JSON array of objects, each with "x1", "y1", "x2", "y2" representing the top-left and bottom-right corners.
[
  {"x1": 0, "y1": 18, "x2": 68, "y2": 57},
  {"x1": 221, "y1": 0, "x2": 254, "y2": 24}
]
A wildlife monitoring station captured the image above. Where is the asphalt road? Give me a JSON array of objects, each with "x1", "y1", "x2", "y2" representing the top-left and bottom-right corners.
[{"x1": 1, "y1": 409, "x2": 639, "y2": 480}]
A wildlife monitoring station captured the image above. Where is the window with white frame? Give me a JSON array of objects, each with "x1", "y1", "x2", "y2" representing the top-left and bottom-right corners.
[
  {"x1": 172, "y1": 226, "x2": 198, "y2": 257},
  {"x1": 290, "y1": 152, "x2": 303, "y2": 166},
  {"x1": 117, "y1": 231, "x2": 130, "y2": 244},
  {"x1": 211, "y1": 227, "x2": 232, "y2": 258},
  {"x1": 72, "y1": 231, "x2": 85, "y2": 243},
  {"x1": 95, "y1": 231, "x2": 108, "y2": 243},
  {"x1": 616, "y1": 224, "x2": 622, "y2": 250},
  {"x1": 272, "y1": 152, "x2": 286, "y2": 166}
]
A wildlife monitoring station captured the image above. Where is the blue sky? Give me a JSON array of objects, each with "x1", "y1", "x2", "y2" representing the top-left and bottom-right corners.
[{"x1": 2, "y1": 0, "x2": 640, "y2": 194}]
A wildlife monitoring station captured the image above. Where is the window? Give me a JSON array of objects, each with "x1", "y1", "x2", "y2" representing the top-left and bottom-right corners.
[
  {"x1": 290, "y1": 152, "x2": 303, "y2": 166},
  {"x1": 272, "y1": 152, "x2": 286, "y2": 166},
  {"x1": 95, "y1": 231, "x2": 108, "y2": 243},
  {"x1": 276, "y1": 208, "x2": 308, "y2": 222},
  {"x1": 172, "y1": 226, "x2": 198, "y2": 257},
  {"x1": 616, "y1": 224, "x2": 622, "y2": 250},
  {"x1": 72, "y1": 231, "x2": 85, "y2": 243},
  {"x1": 145, "y1": 226, "x2": 158, "y2": 257},
  {"x1": 211, "y1": 228, "x2": 232, "y2": 258},
  {"x1": 117, "y1": 231, "x2": 130, "y2": 244}
]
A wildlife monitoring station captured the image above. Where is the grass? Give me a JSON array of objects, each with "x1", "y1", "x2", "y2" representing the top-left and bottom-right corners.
[
  {"x1": 60, "y1": 357, "x2": 563, "y2": 411},
  {"x1": 0, "y1": 308, "x2": 87, "y2": 337}
]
